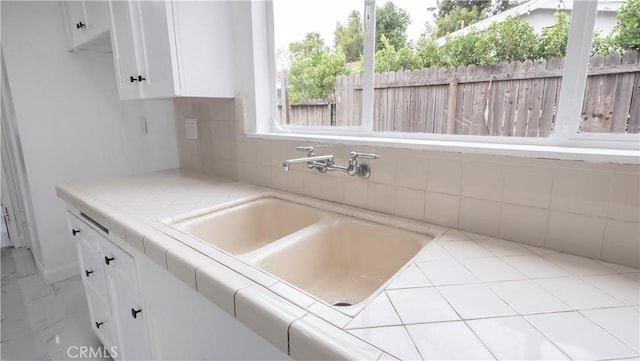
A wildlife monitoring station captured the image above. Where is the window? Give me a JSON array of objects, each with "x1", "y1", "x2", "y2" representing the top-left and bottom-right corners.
[{"x1": 269, "y1": 0, "x2": 639, "y2": 151}]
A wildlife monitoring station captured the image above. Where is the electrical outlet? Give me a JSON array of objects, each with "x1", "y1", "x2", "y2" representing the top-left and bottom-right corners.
[
  {"x1": 185, "y1": 118, "x2": 198, "y2": 139},
  {"x1": 141, "y1": 117, "x2": 148, "y2": 134}
]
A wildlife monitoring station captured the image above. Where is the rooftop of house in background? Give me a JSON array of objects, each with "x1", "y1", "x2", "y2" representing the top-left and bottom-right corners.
[{"x1": 436, "y1": 0, "x2": 625, "y2": 45}]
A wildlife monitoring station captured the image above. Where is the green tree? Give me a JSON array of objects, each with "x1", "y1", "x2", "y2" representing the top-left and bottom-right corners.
[
  {"x1": 592, "y1": 30, "x2": 618, "y2": 56},
  {"x1": 538, "y1": 12, "x2": 570, "y2": 59},
  {"x1": 376, "y1": 2, "x2": 410, "y2": 51},
  {"x1": 416, "y1": 37, "x2": 442, "y2": 67},
  {"x1": 487, "y1": 15, "x2": 538, "y2": 62},
  {"x1": 288, "y1": 33, "x2": 347, "y2": 104},
  {"x1": 434, "y1": 6, "x2": 485, "y2": 38},
  {"x1": 613, "y1": 0, "x2": 640, "y2": 51},
  {"x1": 438, "y1": 0, "x2": 491, "y2": 17},
  {"x1": 334, "y1": 10, "x2": 364, "y2": 62},
  {"x1": 440, "y1": 28, "x2": 494, "y2": 66},
  {"x1": 374, "y1": 34, "x2": 421, "y2": 72}
]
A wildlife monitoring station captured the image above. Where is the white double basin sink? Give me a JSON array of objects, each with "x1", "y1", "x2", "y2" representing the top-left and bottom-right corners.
[{"x1": 164, "y1": 197, "x2": 433, "y2": 308}]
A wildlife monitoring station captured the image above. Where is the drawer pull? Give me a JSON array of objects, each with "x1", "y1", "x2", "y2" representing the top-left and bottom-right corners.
[
  {"x1": 84, "y1": 269, "x2": 93, "y2": 277},
  {"x1": 95, "y1": 321, "x2": 104, "y2": 329},
  {"x1": 104, "y1": 256, "x2": 115, "y2": 265},
  {"x1": 72, "y1": 228, "x2": 80, "y2": 236},
  {"x1": 131, "y1": 308, "x2": 142, "y2": 319}
]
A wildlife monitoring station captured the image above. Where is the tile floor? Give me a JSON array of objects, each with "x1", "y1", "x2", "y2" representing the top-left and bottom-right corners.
[{"x1": 1, "y1": 247, "x2": 101, "y2": 361}]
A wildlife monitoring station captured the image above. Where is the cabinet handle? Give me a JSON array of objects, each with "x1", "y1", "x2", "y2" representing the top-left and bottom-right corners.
[
  {"x1": 76, "y1": 21, "x2": 86, "y2": 29},
  {"x1": 72, "y1": 228, "x2": 80, "y2": 236},
  {"x1": 95, "y1": 321, "x2": 104, "y2": 329},
  {"x1": 131, "y1": 308, "x2": 142, "y2": 319},
  {"x1": 85, "y1": 269, "x2": 93, "y2": 277},
  {"x1": 104, "y1": 256, "x2": 115, "y2": 265},
  {"x1": 130, "y1": 76, "x2": 138, "y2": 83},
  {"x1": 137, "y1": 75, "x2": 146, "y2": 82}
]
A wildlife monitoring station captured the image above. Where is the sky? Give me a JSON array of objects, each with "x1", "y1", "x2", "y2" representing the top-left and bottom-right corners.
[{"x1": 273, "y1": 0, "x2": 439, "y2": 61}]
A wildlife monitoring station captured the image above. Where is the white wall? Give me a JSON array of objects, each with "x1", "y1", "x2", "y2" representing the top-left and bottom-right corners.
[
  {"x1": 1, "y1": 1, "x2": 179, "y2": 283},
  {"x1": 525, "y1": 9, "x2": 619, "y2": 35}
]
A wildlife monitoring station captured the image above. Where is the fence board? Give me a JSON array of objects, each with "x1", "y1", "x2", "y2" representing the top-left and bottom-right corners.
[
  {"x1": 418, "y1": 69, "x2": 429, "y2": 132},
  {"x1": 611, "y1": 51, "x2": 639, "y2": 133},
  {"x1": 462, "y1": 65, "x2": 478, "y2": 134},
  {"x1": 526, "y1": 59, "x2": 546, "y2": 137},
  {"x1": 409, "y1": 70, "x2": 421, "y2": 132},
  {"x1": 353, "y1": 75, "x2": 362, "y2": 126},
  {"x1": 473, "y1": 65, "x2": 492, "y2": 135},
  {"x1": 629, "y1": 71, "x2": 640, "y2": 133},
  {"x1": 599, "y1": 52, "x2": 621, "y2": 132},
  {"x1": 581, "y1": 55, "x2": 606, "y2": 132},
  {"x1": 488, "y1": 62, "x2": 508, "y2": 135},
  {"x1": 539, "y1": 57, "x2": 562, "y2": 137},
  {"x1": 515, "y1": 61, "x2": 533, "y2": 136},
  {"x1": 503, "y1": 62, "x2": 520, "y2": 136},
  {"x1": 437, "y1": 67, "x2": 452, "y2": 134},
  {"x1": 289, "y1": 52, "x2": 638, "y2": 136}
]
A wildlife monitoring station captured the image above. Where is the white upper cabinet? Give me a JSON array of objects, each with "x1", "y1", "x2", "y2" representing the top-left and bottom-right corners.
[
  {"x1": 109, "y1": 0, "x2": 235, "y2": 100},
  {"x1": 61, "y1": 1, "x2": 110, "y2": 51}
]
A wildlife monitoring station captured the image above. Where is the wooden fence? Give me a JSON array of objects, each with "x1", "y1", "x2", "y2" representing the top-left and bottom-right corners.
[{"x1": 283, "y1": 50, "x2": 640, "y2": 136}]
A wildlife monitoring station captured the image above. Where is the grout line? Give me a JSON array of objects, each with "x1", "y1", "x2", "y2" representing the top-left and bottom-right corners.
[
  {"x1": 577, "y1": 309, "x2": 640, "y2": 354},
  {"x1": 519, "y1": 312, "x2": 574, "y2": 360}
]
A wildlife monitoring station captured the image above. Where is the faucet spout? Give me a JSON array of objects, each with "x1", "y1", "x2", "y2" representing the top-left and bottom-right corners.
[{"x1": 282, "y1": 155, "x2": 335, "y2": 171}]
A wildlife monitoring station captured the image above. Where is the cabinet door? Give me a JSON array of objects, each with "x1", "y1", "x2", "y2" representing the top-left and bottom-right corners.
[
  {"x1": 63, "y1": 1, "x2": 88, "y2": 48},
  {"x1": 63, "y1": 1, "x2": 109, "y2": 50},
  {"x1": 85, "y1": 280, "x2": 119, "y2": 358},
  {"x1": 102, "y1": 240, "x2": 153, "y2": 360},
  {"x1": 109, "y1": 0, "x2": 142, "y2": 99},
  {"x1": 83, "y1": 1, "x2": 110, "y2": 39},
  {"x1": 135, "y1": 0, "x2": 175, "y2": 98},
  {"x1": 78, "y1": 238, "x2": 109, "y2": 300}
]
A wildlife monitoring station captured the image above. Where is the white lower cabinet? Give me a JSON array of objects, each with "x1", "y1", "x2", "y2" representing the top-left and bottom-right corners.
[
  {"x1": 69, "y1": 211, "x2": 151, "y2": 360},
  {"x1": 67, "y1": 207, "x2": 290, "y2": 360}
]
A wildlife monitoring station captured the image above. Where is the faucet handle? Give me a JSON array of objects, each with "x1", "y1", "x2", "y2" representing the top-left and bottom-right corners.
[
  {"x1": 296, "y1": 146, "x2": 314, "y2": 156},
  {"x1": 350, "y1": 151, "x2": 380, "y2": 160}
]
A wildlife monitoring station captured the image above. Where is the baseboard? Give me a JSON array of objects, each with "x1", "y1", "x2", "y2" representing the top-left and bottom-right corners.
[{"x1": 42, "y1": 261, "x2": 79, "y2": 284}]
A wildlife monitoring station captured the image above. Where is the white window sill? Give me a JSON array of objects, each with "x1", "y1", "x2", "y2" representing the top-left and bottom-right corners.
[{"x1": 247, "y1": 132, "x2": 640, "y2": 164}]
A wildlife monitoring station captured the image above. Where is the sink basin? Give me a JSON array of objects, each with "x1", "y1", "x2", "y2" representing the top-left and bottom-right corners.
[
  {"x1": 167, "y1": 197, "x2": 322, "y2": 255},
  {"x1": 250, "y1": 220, "x2": 430, "y2": 306}
]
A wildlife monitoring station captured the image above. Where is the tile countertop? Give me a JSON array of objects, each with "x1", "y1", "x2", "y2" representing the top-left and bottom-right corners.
[{"x1": 56, "y1": 169, "x2": 640, "y2": 361}]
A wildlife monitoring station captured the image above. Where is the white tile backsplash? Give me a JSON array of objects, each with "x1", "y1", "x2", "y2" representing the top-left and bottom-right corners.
[
  {"x1": 174, "y1": 98, "x2": 640, "y2": 268},
  {"x1": 459, "y1": 197, "x2": 501, "y2": 237},
  {"x1": 393, "y1": 187, "x2": 425, "y2": 220},
  {"x1": 461, "y1": 159, "x2": 505, "y2": 201},
  {"x1": 502, "y1": 164, "x2": 554, "y2": 208},
  {"x1": 545, "y1": 211, "x2": 606, "y2": 258},
  {"x1": 551, "y1": 167, "x2": 612, "y2": 217},
  {"x1": 609, "y1": 171, "x2": 640, "y2": 222},
  {"x1": 424, "y1": 191, "x2": 459, "y2": 228},
  {"x1": 601, "y1": 220, "x2": 640, "y2": 268},
  {"x1": 498, "y1": 204, "x2": 548, "y2": 247}
]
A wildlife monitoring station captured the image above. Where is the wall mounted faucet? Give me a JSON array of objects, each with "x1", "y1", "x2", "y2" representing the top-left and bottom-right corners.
[{"x1": 282, "y1": 146, "x2": 379, "y2": 179}]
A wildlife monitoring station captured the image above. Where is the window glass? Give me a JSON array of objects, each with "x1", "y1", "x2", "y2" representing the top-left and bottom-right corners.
[
  {"x1": 271, "y1": 0, "x2": 638, "y2": 150},
  {"x1": 579, "y1": 0, "x2": 638, "y2": 134},
  {"x1": 273, "y1": 0, "x2": 363, "y2": 127},
  {"x1": 371, "y1": 0, "x2": 573, "y2": 137}
]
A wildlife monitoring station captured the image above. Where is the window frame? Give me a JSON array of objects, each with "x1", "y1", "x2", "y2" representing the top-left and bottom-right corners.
[{"x1": 263, "y1": 0, "x2": 640, "y2": 156}]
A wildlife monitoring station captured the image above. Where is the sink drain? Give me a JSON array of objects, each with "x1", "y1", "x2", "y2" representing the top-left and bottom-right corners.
[{"x1": 331, "y1": 299, "x2": 355, "y2": 307}]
